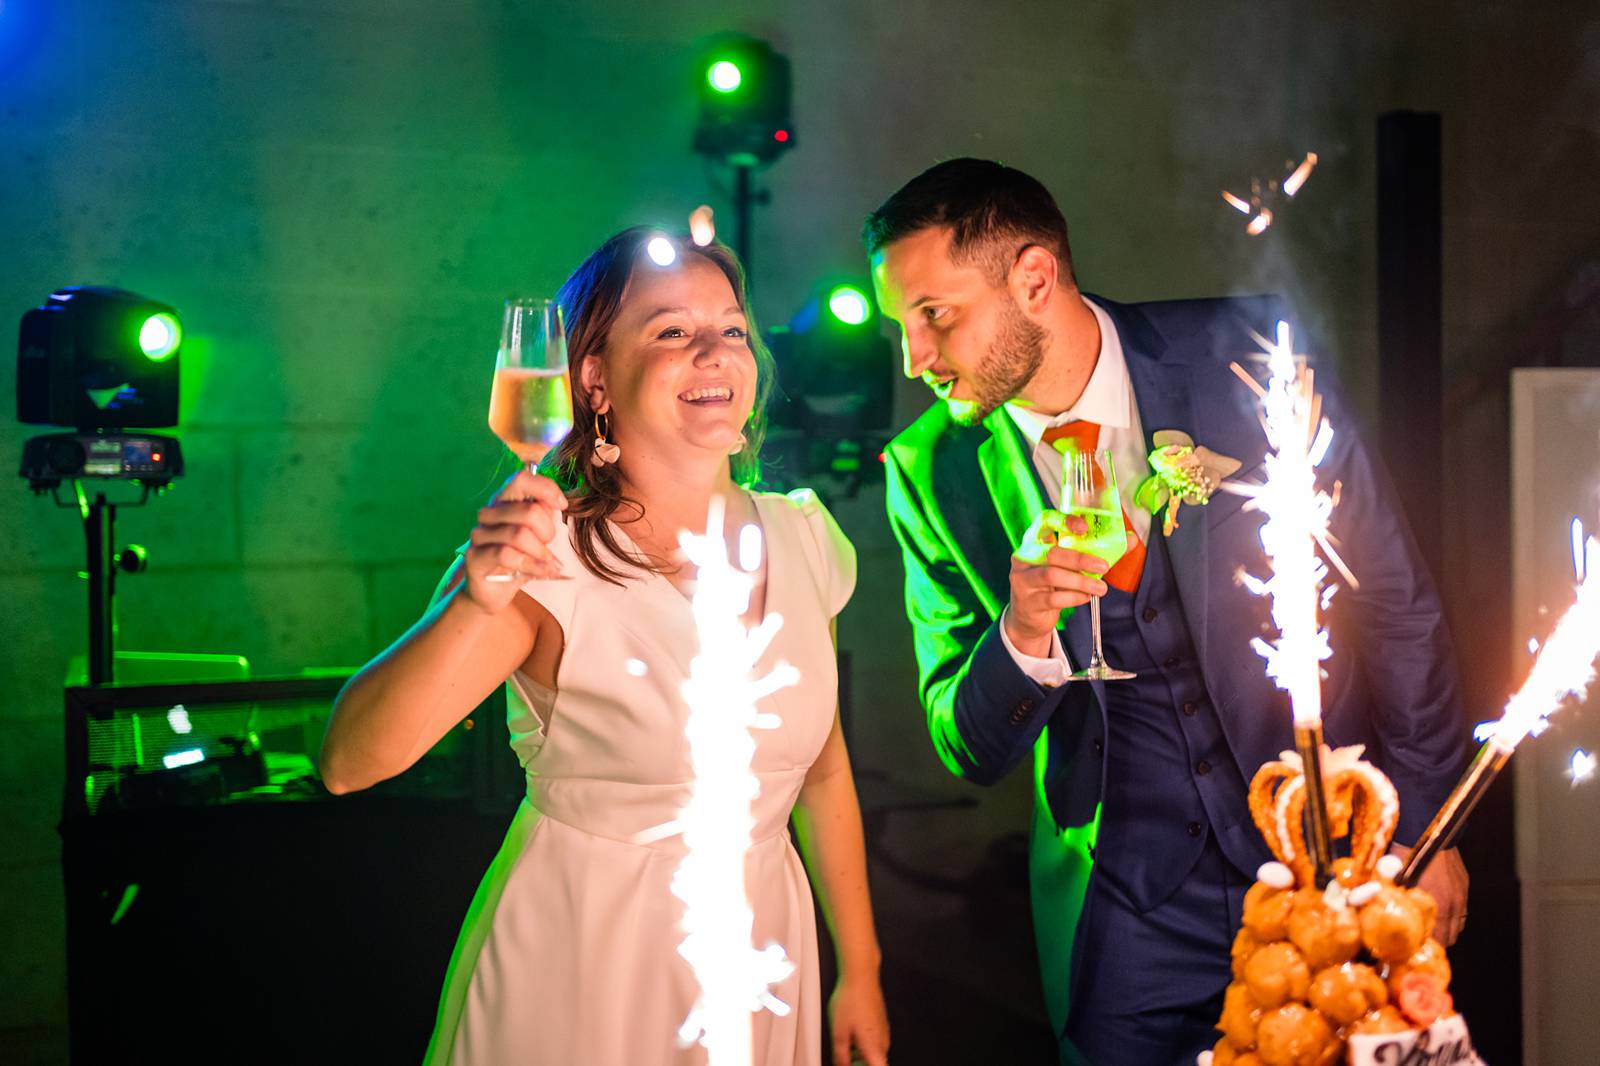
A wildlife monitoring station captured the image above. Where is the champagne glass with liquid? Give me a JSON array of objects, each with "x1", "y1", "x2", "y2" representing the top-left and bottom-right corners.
[
  {"x1": 1060, "y1": 446, "x2": 1136, "y2": 681},
  {"x1": 484, "y1": 297, "x2": 572, "y2": 583}
]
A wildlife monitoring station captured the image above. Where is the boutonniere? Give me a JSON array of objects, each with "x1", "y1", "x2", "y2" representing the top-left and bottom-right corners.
[{"x1": 1134, "y1": 430, "x2": 1243, "y2": 535}]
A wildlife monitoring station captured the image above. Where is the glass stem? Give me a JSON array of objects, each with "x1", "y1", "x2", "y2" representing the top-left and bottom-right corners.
[{"x1": 1087, "y1": 597, "x2": 1108, "y2": 671}]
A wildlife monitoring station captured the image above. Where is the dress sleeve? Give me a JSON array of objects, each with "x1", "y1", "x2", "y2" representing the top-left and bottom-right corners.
[
  {"x1": 453, "y1": 510, "x2": 581, "y2": 637},
  {"x1": 785, "y1": 487, "x2": 857, "y2": 618}
]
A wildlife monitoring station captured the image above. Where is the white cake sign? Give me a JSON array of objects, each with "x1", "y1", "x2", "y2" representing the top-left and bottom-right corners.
[{"x1": 1346, "y1": 1014, "x2": 1485, "y2": 1066}]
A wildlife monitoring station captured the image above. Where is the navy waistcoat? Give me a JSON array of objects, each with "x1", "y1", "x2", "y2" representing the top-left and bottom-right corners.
[{"x1": 1090, "y1": 527, "x2": 1270, "y2": 911}]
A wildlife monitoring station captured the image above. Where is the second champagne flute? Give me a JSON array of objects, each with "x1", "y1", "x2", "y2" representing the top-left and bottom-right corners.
[
  {"x1": 484, "y1": 297, "x2": 572, "y2": 583},
  {"x1": 1060, "y1": 446, "x2": 1136, "y2": 681}
]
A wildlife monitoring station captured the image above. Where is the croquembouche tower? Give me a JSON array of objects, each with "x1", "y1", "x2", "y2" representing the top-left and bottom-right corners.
[{"x1": 1201, "y1": 747, "x2": 1479, "y2": 1066}]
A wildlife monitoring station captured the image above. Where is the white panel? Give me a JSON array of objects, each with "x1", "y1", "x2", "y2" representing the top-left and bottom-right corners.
[
  {"x1": 1529, "y1": 891, "x2": 1600, "y2": 1063},
  {"x1": 1510, "y1": 368, "x2": 1600, "y2": 1066}
]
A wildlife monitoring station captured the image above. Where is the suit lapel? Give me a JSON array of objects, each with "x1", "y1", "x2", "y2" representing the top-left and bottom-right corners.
[
  {"x1": 1096, "y1": 297, "x2": 1212, "y2": 669},
  {"x1": 978, "y1": 409, "x2": 1047, "y2": 548},
  {"x1": 977, "y1": 409, "x2": 1095, "y2": 669}
]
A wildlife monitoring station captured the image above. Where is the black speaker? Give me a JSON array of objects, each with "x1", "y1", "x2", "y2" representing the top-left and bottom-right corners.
[
  {"x1": 63, "y1": 795, "x2": 510, "y2": 1065},
  {"x1": 61, "y1": 679, "x2": 521, "y2": 1064}
]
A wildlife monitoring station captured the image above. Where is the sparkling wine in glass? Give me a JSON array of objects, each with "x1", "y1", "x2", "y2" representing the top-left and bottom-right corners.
[
  {"x1": 487, "y1": 298, "x2": 572, "y2": 462},
  {"x1": 483, "y1": 297, "x2": 572, "y2": 583},
  {"x1": 1061, "y1": 446, "x2": 1136, "y2": 681}
]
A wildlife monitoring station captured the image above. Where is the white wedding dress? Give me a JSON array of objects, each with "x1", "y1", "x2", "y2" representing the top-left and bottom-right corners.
[{"x1": 424, "y1": 489, "x2": 855, "y2": 1066}]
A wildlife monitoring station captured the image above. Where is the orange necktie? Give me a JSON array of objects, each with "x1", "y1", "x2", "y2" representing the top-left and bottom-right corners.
[{"x1": 1039, "y1": 419, "x2": 1146, "y2": 592}]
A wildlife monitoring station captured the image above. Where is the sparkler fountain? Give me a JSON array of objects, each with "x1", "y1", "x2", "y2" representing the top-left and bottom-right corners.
[
  {"x1": 1398, "y1": 530, "x2": 1600, "y2": 886},
  {"x1": 670, "y1": 497, "x2": 801, "y2": 1065},
  {"x1": 1227, "y1": 321, "x2": 1351, "y2": 888}
]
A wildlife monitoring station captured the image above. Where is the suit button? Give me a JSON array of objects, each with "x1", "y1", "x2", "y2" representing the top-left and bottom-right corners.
[
  {"x1": 1092, "y1": 737, "x2": 1104, "y2": 755},
  {"x1": 1009, "y1": 697, "x2": 1036, "y2": 726},
  {"x1": 1186, "y1": 821, "x2": 1203, "y2": 838},
  {"x1": 1163, "y1": 655, "x2": 1181, "y2": 669},
  {"x1": 1196, "y1": 760, "x2": 1212, "y2": 776},
  {"x1": 1182, "y1": 701, "x2": 1199, "y2": 716},
  {"x1": 1142, "y1": 607, "x2": 1159, "y2": 623}
]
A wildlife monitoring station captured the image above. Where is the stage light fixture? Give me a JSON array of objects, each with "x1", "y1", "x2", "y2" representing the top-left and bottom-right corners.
[
  {"x1": 18, "y1": 286, "x2": 182, "y2": 430},
  {"x1": 693, "y1": 35, "x2": 794, "y2": 167},
  {"x1": 688, "y1": 35, "x2": 797, "y2": 276},
  {"x1": 16, "y1": 286, "x2": 188, "y2": 685},
  {"x1": 766, "y1": 280, "x2": 893, "y2": 437}
]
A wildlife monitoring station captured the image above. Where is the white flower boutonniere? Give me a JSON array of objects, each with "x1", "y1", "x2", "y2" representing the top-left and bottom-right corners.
[{"x1": 1135, "y1": 430, "x2": 1243, "y2": 536}]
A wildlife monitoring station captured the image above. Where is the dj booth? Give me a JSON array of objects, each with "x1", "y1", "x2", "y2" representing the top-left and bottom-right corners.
[{"x1": 60, "y1": 676, "x2": 519, "y2": 1065}]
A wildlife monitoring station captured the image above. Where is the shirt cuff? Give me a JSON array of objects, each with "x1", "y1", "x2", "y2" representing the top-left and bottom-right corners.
[{"x1": 999, "y1": 606, "x2": 1073, "y2": 687}]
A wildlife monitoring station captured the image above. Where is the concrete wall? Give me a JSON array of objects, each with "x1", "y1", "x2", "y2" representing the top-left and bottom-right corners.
[{"x1": 3, "y1": 0, "x2": 1597, "y2": 1059}]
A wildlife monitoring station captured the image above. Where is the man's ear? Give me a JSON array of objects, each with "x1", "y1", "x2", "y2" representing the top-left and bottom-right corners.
[
  {"x1": 579, "y1": 354, "x2": 609, "y2": 414},
  {"x1": 1009, "y1": 244, "x2": 1060, "y2": 314}
]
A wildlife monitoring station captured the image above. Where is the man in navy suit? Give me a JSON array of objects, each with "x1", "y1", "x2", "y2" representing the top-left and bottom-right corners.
[{"x1": 864, "y1": 159, "x2": 1470, "y2": 1064}]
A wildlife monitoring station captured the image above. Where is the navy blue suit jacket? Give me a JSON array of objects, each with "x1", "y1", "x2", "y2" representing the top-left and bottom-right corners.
[{"x1": 882, "y1": 294, "x2": 1466, "y2": 1030}]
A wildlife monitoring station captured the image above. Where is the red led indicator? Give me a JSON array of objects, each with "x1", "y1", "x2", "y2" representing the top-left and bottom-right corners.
[
  {"x1": 152, "y1": 452, "x2": 162, "y2": 462},
  {"x1": 774, "y1": 129, "x2": 790, "y2": 143}
]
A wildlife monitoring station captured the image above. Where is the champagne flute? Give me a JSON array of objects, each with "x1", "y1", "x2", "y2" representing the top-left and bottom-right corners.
[
  {"x1": 1060, "y1": 446, "x2": 1137, "y2": 681},
  {"x1": 484, "y1": 297, "x2": 572, "y2": 583}
]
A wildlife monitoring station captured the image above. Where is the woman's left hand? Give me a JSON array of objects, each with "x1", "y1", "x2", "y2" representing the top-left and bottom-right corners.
[{"x1": 828, "y1": 972, "x2": 889, "y2": 1066}]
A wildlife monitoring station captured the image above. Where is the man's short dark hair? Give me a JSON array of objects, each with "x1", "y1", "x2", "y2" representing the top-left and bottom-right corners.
[{"x1": 862, "y1": 158, "x2": 1075, "y2": 285}]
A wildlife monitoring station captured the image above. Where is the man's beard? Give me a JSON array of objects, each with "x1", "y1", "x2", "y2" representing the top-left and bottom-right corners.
[{"x1": 947, "y1": 300, "x2": 1048, "y2": 426}]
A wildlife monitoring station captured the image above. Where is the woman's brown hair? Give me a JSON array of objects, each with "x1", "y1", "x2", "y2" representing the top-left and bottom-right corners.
[{"x1": 536, "y1": 226, "x2": 775, "y2": 584}]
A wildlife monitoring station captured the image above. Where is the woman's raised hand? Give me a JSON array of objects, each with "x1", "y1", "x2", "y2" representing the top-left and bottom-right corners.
[{"x1": 461, "y1": 468, "x2": 568, "y2": 612}]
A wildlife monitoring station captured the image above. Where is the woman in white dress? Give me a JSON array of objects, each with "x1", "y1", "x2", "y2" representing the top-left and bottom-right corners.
[{"x1": 320, "y1": 228, "x2": 890, "y2": 1066}]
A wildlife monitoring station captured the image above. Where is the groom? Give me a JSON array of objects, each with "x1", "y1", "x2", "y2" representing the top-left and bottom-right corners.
[{"x1": 865, "y1": 159, "x2": 1469, "y2": 1064}]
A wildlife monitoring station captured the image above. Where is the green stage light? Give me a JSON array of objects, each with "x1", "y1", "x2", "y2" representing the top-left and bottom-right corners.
[
  {"x1": 827, "y1": 285, "x2": 871, "y2": 326},
  {"x1": 693, "y1": 37, "x2": 792, "y2": 167},
  {"x1": 138, "y1": 312, "x2": 181, "y2": 361},
  {"x1": 708, "y1": 60, "x2": 742, "y2": 93},
  {"x1": 19, "y1": 287, "x2": 183, "y2": 430},
  {"x1": 765, "y1": 279, "x2": 893, "y2": 436}
]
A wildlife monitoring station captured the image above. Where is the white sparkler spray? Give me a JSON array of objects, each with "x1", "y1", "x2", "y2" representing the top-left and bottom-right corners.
[
  {"x1": 1229, "y1": 320, "x2": 1347, "y2": 885},
  {"x1": 1400, "y1": 527, "x2": 1600, "y2": 883},
  {"x1": 671, "y1": 496, "x2": 800, "y2": 1064}
]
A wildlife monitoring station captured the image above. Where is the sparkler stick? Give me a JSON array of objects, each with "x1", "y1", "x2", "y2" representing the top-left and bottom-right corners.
[
  {"x1": 1399, "y1": 531, "x2": 1600, "y2": 886},
  {"x1": 1395, "y1": 742, "x2": 1511, "y2": 887},
  {"x1": 1294, "y1": 725, "x2": 1335, "y2": 887},
  {"x1": 671, "y1": 496, "x2": 800, "y2": 1064},
  {"x1": 1233, "y1": 321, "x2": 1340, "y2": 886}
]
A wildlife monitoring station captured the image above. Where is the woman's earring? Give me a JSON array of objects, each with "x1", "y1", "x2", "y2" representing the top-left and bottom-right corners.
[
  {"x1": 728, "y1": 431, "x2": 749, "y2": 456},
  {"x1": 592, "y1": 411, "x2": 621, "y2": 466}
]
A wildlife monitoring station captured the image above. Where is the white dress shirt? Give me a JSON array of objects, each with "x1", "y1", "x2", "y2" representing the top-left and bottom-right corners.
[{"x1": 998, "y1": 297, "x2": 1153, "y2": 683}]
